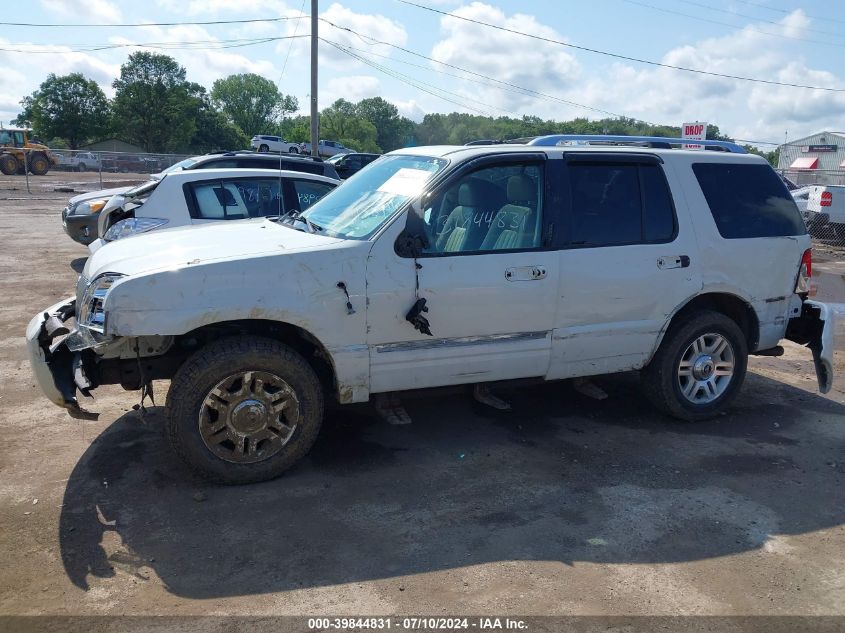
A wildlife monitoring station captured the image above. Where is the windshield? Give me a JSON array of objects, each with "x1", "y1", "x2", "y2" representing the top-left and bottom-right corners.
[
  {"x1": 300, "y1": 154, "x2": 447, "y2": 239},
  {"x1": 325, "y1": 154, "x2": 344, "y2": 164}
]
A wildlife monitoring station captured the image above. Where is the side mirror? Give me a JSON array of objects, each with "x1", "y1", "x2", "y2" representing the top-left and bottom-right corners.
[{"x1": 394, "y1": 200, "x2": 430, "y2": 257}]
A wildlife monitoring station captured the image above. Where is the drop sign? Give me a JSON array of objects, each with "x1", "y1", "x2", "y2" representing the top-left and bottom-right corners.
[{"x1": 682, "y1": 121, "x2": 707, "y2": 150}]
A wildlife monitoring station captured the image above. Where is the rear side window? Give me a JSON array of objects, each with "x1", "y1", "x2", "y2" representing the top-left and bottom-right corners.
[
  {"x1": 187, "y1": 178, "x2": 284, "y2": 220},
  {"x1": 568, "y1": 162, "x2": 676, "y2": 247},
  {"x1": 692, "y1": 163, "x2": 805, "y2": 238}
]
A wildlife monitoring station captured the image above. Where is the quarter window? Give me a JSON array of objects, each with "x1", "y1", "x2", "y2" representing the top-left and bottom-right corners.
[
  {"x1": 692, "y1": 163, "x2": 806, "y2": 238},
  {"x1": 568, "y1": 163, "x2": 676, "y2": 247},
  {"x1": 291, "y1": 179, "x2": 334, "y2": 211},
  {"x1": 188, "y1": 178, "x2": 284, "y2": 220}
]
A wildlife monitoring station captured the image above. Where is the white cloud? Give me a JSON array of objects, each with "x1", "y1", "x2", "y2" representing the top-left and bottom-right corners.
[
  {"x1": 109, "y1": 24, "x2": 277, "y2": 89},
  {"x1": 572, "y1": 10, "x2": 845, "y2": 142},
  {"x1": 429, "y1": 2, "x2": 581, "y2": 116},
  {"x1": 315, "y1": 3, "x2": 408, "y2": 69},
  {"x1": 0, "y1": 39, "x2": 120, "y2": 123},
  {"x1": 154, "y1": 0, "x2": 290, "y2": 16},
  {"x1": 39, "y1": 0, "x2": 122, "y2": 23},
  {"x1": 324, "y1": 75, "x2": 381, "y2": 104}
]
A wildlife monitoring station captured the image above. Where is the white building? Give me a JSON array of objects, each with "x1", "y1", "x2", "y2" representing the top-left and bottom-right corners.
[{"x1": 778, "y1": 131, "x2": 845, "y2": 186}]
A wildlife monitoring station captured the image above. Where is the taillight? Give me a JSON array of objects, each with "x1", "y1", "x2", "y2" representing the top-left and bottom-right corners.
[
  {"x1": 796, "y1": 248, "x2": 813, "y2": 294},
  {"x1": 820, "y1": 191, "x2": 832, "y2": 207}
]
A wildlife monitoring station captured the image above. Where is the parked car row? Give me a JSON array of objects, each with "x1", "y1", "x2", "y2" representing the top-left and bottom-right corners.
[
  {"x1": 251, "y1": 134, "x2": 355, "y2": 158},
  {"x1": 62, "y1": 151, "x2": 342, "y2": 245},
  {"x1": 30, "y1": 135, "x2": 839, "y2": 485}
]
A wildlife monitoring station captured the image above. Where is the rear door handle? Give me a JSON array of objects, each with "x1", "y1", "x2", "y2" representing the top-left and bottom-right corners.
[
  {"x1": 505, "y1": 266, "x2": 547, "y2": 281},
  {"x1": 657, "y1": 255, "x2": 690, "y2": 270}
]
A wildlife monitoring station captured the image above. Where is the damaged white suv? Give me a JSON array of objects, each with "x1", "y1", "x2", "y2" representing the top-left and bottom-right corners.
[{"x1": 27, "y1": 135, "x2": 840, "y2": 484}]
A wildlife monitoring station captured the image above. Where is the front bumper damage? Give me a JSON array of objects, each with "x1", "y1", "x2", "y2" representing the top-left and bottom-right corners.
[{"x1": 25, "y1": 297, "x2": 101, "y2": 420}]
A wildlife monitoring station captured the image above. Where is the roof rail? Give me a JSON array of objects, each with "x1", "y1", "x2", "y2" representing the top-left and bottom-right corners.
[{"x1": 527, "y1": 134, "x2": 747, "y2": 154}]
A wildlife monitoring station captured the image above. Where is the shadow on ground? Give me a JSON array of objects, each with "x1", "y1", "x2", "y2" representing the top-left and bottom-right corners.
[{"x1": 58, "y1": 372, "x2": 845, "y2": 598}]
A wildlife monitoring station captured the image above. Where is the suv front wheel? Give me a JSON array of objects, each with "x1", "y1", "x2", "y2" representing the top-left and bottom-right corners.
[
  {"x1": 641, "y1": 310, "x2": 748, "y2": 421},
  {"x1": 166, "y1": 336, "x2": 324, "y2": 484}
]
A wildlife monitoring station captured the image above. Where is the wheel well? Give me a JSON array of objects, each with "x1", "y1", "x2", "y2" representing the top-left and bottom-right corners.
[
  {"x1": 670, "y1": 293, "x2": 759, "y2": 351},
  {"x1": 178, "y1": 319, "x2": 339, "y2": 401}
]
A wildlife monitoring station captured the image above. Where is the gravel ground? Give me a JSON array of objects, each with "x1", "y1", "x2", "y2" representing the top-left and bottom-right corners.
[{"x1": 1, "y1": 173, "x2": 844, "y2": 620}]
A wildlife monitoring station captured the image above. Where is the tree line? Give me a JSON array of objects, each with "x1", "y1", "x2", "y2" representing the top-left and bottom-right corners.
[{"x1": 11, "y1": 51, "x2": 777, "y2": 164}]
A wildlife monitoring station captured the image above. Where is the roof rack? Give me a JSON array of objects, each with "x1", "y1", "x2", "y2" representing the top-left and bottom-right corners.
[{"x1": 526, "y1": 134, "x2": 747, "y2": 154}]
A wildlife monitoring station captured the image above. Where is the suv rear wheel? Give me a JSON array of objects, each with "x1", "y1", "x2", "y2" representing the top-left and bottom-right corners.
[
  {"x1": 289, "y1": 146, "x2": 299, "y2": 154},
  {"x1": 166, "y1": 336, "x2": 324, "y2": 484},
  {"x1": 641, "y1": 310, "x2": 747, "y2": 421}
]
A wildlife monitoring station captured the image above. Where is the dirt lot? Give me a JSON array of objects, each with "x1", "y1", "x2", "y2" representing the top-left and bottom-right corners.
[{"x1": 1, "y1": 172, "x2": 844, "y2": 619}]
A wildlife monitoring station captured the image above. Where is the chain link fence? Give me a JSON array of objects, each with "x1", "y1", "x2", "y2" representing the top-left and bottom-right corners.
[
  {"x1": 776, "y1": 169, "x2": 845, "y2": 256},
  {"x1": 0, "y1": 147, "x2": 192, "y2": 196}
]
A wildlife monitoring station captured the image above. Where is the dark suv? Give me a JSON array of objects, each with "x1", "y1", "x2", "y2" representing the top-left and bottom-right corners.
[
  {"x1": 326, "y1": 152, "x2": 381, "y2": 179},
  {"x1": 62, "y1": 151, "x2": 340, "y2": 245}
]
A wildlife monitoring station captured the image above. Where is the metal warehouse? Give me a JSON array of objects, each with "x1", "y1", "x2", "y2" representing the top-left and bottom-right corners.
[{"x1": 778, "y1": 130, "x2": 845, "y2": 186}]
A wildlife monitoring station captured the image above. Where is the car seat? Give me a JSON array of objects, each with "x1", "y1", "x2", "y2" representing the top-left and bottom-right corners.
[{"x1": 480, "y1": 175, "x2": 538, "y2": 250}]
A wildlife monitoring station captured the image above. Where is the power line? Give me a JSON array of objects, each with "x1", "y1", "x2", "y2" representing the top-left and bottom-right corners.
[
  {"x1": 676, "y1": 0, "x2": 845, "y2": 39},
  {"x1": 320, "y1": 27, "x2": 649, "y2": 124},
  {"x1": 0, "y1": 35, "x2": 308, "y2": 54},
  {"x1": 730, "y1": 0, "x2": 845, "y2": 27},
  {"x1": 322, "y1": 39, "x2": 502, "y2": 117},
  {"x1": 335, "y1": 41, "x2": 629, "y2": 119},
  {"x1": 396, "y1": 0, "x2": 845, "y2": 92},
  {"x1": 624, "y1": 0, "x2": 845, "y2": 48},
  {"x1": 0, "y1": 16, "x2": 307, "y2": 28},
  {"x1": 278, "y1": 0, "x2": 308, "y2": 86}
]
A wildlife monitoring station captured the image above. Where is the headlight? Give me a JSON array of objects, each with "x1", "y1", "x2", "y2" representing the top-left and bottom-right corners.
[
  {"x1": 103, "y1": 217, "x2": 168, "y2": 241},
  {"x1": 78, "y1": 273, "x2": 124, "y2": 333},
  {"x1": 70, "y1": 199, "x2": 108, "y2": 215}
]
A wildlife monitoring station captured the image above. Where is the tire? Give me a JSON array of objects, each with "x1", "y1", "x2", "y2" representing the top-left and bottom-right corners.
[
  {"x1": 29, "y1": 153, "x2": 50, "y2": 175},
  {"x1": 76, "y1": 162, "x2": 86, "y2": 173},
  {"x1": 165, "y1": 336, "x2": 324, "y2": 484},
  {"x1": 640, "y1": 310, "x2": 748, "y2": 421},
  {"x1": 289, "y1": 147, "x2": 299, "y2": 154},
  {"x1": 0, "y1": 153, "x2": 17, "y2": 175},
  {"x1": 258, "y1": 144, "x2": 269, "y2": 153}
]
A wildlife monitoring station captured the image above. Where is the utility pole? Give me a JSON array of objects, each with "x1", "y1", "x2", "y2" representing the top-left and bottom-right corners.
[{"x1": 310, "y1": 0, "x2": 319, "y2": 158}]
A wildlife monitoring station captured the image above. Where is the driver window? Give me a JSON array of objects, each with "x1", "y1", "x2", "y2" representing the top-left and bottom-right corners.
[{"x1": 423, "y1": 162, "x2": 544, "y2": 255}]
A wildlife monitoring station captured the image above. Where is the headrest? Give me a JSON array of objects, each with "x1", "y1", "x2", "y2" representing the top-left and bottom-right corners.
[
  {"x1": 507, "y1": 175, "x2": 536, "y2": 204},
  {"x1": 458, "y1": 182, "x2": 477, "y2": 207}
]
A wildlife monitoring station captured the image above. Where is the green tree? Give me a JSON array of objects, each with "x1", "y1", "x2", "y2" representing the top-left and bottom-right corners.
[
  {"x1": 13, "y1": 73, "x2": 109, "y2": 149},
  {"x1": 320, "y1": 99, "x2": 380, "y2": 152},
  {"x1": 211, "y1": 73, "x2": 298, "y2": 138},
  {"x1": 355, "y1": 96, "x2": 411, "y2": 151},
  {"x1": 111, "y1": 52, "x2": 193, "y2": 152}
]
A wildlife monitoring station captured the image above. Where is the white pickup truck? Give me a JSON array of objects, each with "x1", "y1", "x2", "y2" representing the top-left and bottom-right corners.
[
  {"x1": 56, "y1": 151, "x2": 101, "y2": 172},
  {"x1": 26, "y1": 135, "x2": 841, "y2": 484},
  {"x1": 804, "y1": 184, "x2": 845, "y2": 239},
  {"x1": 299, "y1": 139, "x2": 353, "y2": 158}
]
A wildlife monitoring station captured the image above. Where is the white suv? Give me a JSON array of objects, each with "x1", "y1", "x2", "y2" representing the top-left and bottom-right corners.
[
  {"x1": 26, "y1": 135, "x2": 841, "y2": 484},
  {"x1": 89, "y1": 168, "x2": 337, "y2": 250},
  {"x1": 251, "y1": 135, "x2": 300, "y2": 153}
]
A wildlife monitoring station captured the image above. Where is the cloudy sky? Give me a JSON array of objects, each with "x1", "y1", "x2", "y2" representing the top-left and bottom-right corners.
[{"x1": 2, "y1": 0, "x2": 845, "y2": 146}]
